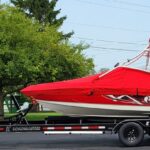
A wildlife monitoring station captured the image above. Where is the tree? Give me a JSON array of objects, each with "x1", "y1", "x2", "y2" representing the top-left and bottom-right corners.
[
  {"x1": 11, "y1": 0, "x2": 73, "y2": 39},
  {"x1": 99, "y1": 68, "x2": 109, "y2": 73},
  {"x1": 0, "y1": 6, "x2": 94, "y2": 120}
]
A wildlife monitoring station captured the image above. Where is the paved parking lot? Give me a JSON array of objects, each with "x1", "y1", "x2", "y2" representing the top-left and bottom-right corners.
[{"x1": 0, "y1": 133, "x2": 149, "y2": 150}]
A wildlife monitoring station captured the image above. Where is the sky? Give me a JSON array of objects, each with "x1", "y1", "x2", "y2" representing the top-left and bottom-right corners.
[{"x1": 1, "y1": 0, "x2": 150, "y2": 71}]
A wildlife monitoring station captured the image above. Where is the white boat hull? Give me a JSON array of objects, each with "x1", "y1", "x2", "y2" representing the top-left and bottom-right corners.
[{"x1": 37, "y1": 100, "x2": 150, "y2": 118}]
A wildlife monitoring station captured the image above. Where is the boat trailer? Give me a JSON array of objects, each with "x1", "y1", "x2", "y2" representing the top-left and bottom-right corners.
[{"x1": 0, "y1": 95, "x2": 150, "y2": 147}]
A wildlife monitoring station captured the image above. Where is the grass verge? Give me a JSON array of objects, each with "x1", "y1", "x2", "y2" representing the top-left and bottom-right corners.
[{"x1": 5, "y1": 112, "x2": 62, "y2": 121}]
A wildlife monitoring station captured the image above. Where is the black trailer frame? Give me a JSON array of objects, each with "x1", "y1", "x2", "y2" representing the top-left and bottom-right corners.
[{"x1": 0, "y1": 95, "x2": 150, "y2": 147}]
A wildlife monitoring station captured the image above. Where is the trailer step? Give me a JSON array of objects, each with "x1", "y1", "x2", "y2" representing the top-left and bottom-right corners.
[{"x1": 44, "y1": 131, "x2": 103, "y2": 135}]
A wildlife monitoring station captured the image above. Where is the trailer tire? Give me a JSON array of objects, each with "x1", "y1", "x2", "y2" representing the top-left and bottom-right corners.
[{"x1": 118, "y1": 122, "x2": 144, "y2": 147}]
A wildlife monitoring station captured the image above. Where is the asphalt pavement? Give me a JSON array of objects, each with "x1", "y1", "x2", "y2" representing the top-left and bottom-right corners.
[{"x1": 0, "y1": 132, "x2": 149, "y2": 150}]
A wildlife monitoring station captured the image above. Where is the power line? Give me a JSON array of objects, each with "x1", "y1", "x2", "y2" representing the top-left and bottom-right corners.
[
  {"x1": 90, "y1": 46, "x2": 139, "y2": 52},
  {"x1": 108, "y1": 0, "x2": 150, "y2": 9},
  {"x1": 68, "y1": 22, "x2": 150, "y2": 33},
  {"x1": 72, "y1": 36, "x2": 144, "y2": 52},
  {"x1": 73, "y1": 36, "x2": 146, "y2": 46},
  {"x1": 75, "y1": 0, "x2": 150, "y2": 15}
]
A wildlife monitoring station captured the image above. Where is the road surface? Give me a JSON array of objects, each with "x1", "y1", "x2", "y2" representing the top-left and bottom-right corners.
[{"x1": 0, "y1": 133, "x2": 149, "y2": 150}]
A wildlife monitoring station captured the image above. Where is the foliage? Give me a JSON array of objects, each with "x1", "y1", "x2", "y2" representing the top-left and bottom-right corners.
[
  {"x1": 10, "y1": 0, "x2": 73, "y2": 39},
  {"x1": 0, "y1": 5, "x2": 94, "y2": 96}
]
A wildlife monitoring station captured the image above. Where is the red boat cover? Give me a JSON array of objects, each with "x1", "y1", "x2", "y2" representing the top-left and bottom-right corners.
[{"x1": 21, "y1": 67, "x2": 150, "y2": 100}]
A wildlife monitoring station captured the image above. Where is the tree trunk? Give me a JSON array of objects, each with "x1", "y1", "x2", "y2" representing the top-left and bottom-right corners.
[{"x1": 0, "y1": 91, "x2": 4, "y2": 121}]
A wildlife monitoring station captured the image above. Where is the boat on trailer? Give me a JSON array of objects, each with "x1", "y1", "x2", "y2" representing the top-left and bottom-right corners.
[
  {"x1": 1, "y1": 94, "x2": 149, "y2": 147},
  {"x1": 21, "y1": 40, "x2": 150, "y2": 118}
]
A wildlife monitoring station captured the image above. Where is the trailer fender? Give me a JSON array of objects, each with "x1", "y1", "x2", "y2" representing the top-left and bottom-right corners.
[{"x1": 113, "y1": 120, "x2": 145, "y2": 133}]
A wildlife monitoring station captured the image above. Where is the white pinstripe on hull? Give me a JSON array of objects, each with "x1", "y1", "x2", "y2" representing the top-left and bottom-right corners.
[{"x1": 37, "y1": 100, "x2": 150, "y2": 118}]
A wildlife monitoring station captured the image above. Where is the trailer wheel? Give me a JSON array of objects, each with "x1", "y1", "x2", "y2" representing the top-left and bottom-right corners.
[{"x1": 118, "y1": 122, "x2": 144, "y2": 147}]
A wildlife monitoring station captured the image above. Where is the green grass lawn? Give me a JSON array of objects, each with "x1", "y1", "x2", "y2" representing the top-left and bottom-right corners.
[{"x1": 5, "y1": 112, "x2": 62, "y2": 121}]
